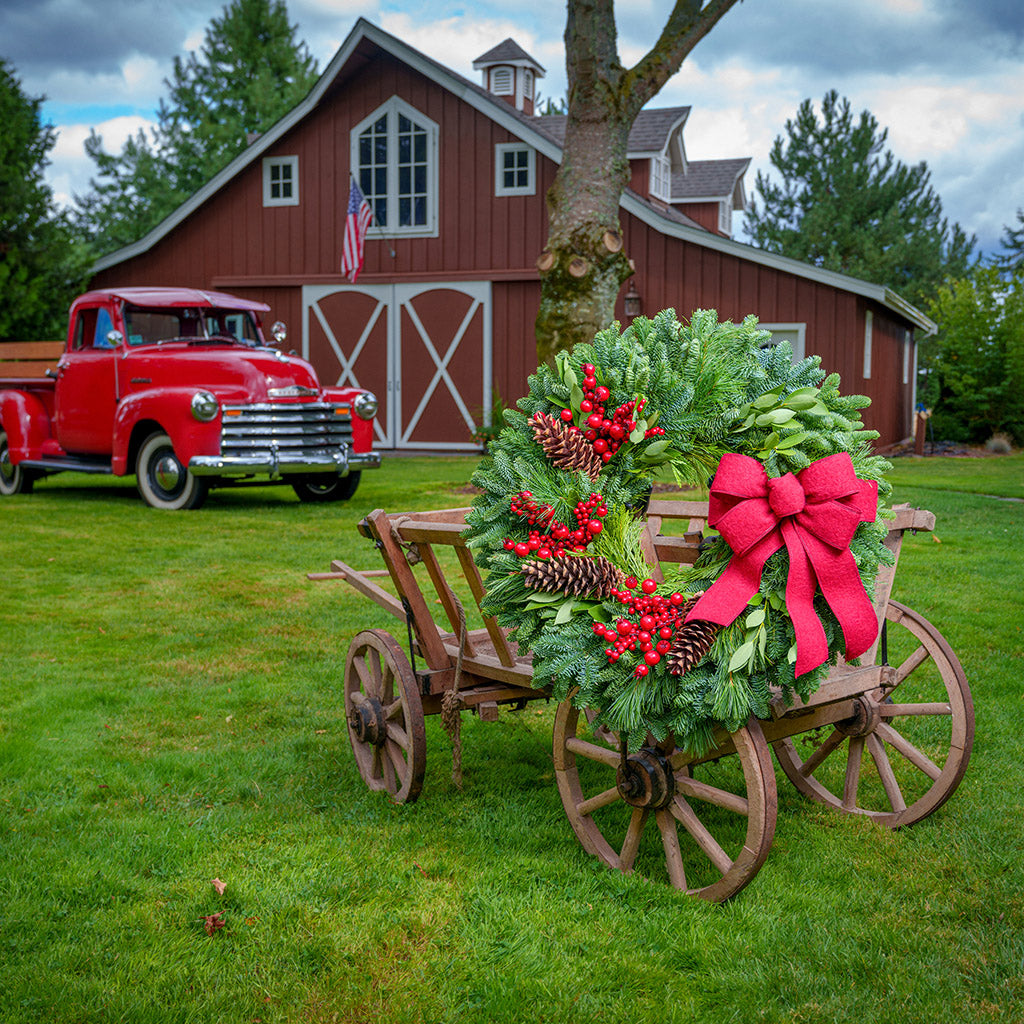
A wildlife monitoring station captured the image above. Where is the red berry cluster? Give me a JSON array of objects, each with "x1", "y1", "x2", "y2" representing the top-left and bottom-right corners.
[
  {"x1": 558, "y1": 364, "x2": 647, "y2": 465},
  {"x1": 590, "y1": 579, "x2": 690, "y2": 677},
  {"x1": 502, "y1": 490, "x2": 608, "y2": 559}
]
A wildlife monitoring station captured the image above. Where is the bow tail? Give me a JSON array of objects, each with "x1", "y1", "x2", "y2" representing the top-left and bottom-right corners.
[
  {"x1": 686, "y1": 533, "x2": 783, "y2": 629},
  {"x1": 800, "y1": 530, "x2": 879, "y2": 663},
  {"x1": 780, "y1": 521, "x2": 829, "y2": 678}
]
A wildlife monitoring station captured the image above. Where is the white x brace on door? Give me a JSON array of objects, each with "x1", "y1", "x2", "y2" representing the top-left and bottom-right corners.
[{"x1": 302, "y1": 281, "x2": 491, "y2": 449}]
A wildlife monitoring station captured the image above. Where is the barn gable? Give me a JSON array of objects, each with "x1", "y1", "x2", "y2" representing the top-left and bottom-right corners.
[{"x1": 90, "y1": 18, "x2": 933, "y2": 450}]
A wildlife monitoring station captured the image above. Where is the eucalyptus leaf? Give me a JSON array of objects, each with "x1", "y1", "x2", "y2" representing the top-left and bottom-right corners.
[
  {"x1": 745, "y1": 607, "x2": 765, "y2": 628},
  {"x1": 554, "y1": 599, "x2": 576, "y2": 625},
  {"x1": 629, "y1": 426, "x2": 646, "y2": 443},
  {"x1": 775, "y1": 430, "x2": 811, "y2": 450},
  {"x1": 564, "y1": 365, "x2": 578, "y2": 389},
  {"x1": 757, "y1": 629, "x2": 767, "y2": 657},
  {"x1": 570, "y1": 384, "x2": 585, "y2": 410},
  {"x1": 756, "y1": 408, "x2": 797, "y2": 426},
  {"x1": 644, "y1": 438, "x2": 670, "y2": 457},
  {"x1": 787, "y1": 643, "x2": 798, "y2": 664},
  {"x1": 728, "y1": 641, "x2": 755, "y2": 672}
]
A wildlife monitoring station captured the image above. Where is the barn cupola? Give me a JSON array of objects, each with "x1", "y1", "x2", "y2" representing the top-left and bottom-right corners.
[{"x1": 473, "y1": 39, "x2": 545, "y2": 115}]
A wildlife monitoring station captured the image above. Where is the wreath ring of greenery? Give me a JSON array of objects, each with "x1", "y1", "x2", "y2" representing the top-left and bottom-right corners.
[{"x1": 465, "y1": 309, "x2": 892, "y2": 753}]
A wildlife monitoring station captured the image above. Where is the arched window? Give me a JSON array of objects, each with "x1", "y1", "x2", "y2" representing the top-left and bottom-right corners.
[{"x1": 351, "y1": 97, "x2": 439, "y2": 236}]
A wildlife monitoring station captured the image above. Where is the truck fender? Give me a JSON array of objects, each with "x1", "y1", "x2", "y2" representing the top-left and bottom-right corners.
[
  {"x1": 0, "y1": 389, "x2": 53, "y2": 462},
  {"x1": 112, "y1": 388, "x2": 222, "y2": 476},
  {"x1": 322, "y1": 385, "x2": 374, "y2": 453}
]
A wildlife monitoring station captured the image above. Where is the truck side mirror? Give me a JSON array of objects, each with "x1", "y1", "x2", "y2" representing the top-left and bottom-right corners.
[
  {"x1": 106, "y1": 330, "x2": 124, "y2": 348},
  {"x1": 270, "y1": 321, "x2": 287, "y2": 346}
]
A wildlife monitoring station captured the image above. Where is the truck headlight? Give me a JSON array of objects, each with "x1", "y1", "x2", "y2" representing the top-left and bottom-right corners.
[
  {"x1": 353, "y1": 391, "x2": 378, "y2": 420},
  {"x1": 191, "y1": 390, "x2": 219, "y2": 422}
]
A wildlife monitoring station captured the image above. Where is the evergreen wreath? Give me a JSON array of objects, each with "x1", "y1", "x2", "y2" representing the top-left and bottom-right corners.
[{"x1": 465, "y1": 309, "x2": 893, "y2": 754}]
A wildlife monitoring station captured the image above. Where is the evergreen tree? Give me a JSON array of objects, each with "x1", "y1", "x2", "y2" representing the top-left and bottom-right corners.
[
  {"x1": 0, "y1": 59, "x2": 92, "y2": 340},
  {"x1": 994, "y1": 208, "x2": 1024, "y2": 275},
  {"x1": 536, "y1": 0, "x2": 742, "y2": 365},
  {"x1": 76, "y1": 0, "x2": 318, "y2": 254},
  {"x1": 745, "y1": 90, "x2": 976, "y2": 310},
  {"x1": 923, "y1": 266, "x2": 1024, "y2": 444}
]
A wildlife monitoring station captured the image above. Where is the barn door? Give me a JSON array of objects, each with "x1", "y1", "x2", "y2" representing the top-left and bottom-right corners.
[{"x1": 302, "y1": 282, "x2": 491, "y2": 450}]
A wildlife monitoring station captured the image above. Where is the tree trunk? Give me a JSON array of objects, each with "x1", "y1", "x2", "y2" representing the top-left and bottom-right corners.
[{"x1": 535, "y1": 0, "x2": 742, "y2": 365}]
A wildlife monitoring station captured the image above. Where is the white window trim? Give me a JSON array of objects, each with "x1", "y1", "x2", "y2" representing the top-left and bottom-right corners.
[
  {"x1": 863, "y1": 310, "x2": 873, "y2": 379},
  {"x1": 718, "y1": 197, "x2": 733, "y2": 235},
  {"x1": 758, "y1": 323, "x2": 806, "y2": 362},
  {"x1": 491, "y1": 66, "x2": 514, "y2": 95},
  {"x1": 902, "y1": 329, "x2": 911, "y2": 384},
  {"x1": 650, "y1": 153, "x2": 671, "y2": 202},
  {"x1": 262, "y1": 155, "x2": 299, "y2": 207},
  {"x1": 351, "y1": 96, "x2": 439, "y2": 238},
  {"x1": 494, "y1": 143, "x2": 535, "y2": 197}
]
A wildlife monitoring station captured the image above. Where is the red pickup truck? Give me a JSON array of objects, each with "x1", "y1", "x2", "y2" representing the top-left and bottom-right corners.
[{"x1": 0, "y1": 287, "x2": 380, "y2": 510}]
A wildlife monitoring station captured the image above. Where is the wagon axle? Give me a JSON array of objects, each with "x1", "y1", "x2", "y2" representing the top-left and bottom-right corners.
[
  {"x1": 616, "y1": 748, "x2": 676, "y2": 810},
  {"x1": 348, "y1": 693, "x2": 388, "y2": 747}
]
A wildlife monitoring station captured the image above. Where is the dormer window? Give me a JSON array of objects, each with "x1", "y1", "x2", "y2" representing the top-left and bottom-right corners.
[
  {"x1": 491, "y1": 67, "x2": 514, "y2": 95},
  {"x1": 650, "y1": 154, "x2": 671, "y2": 202}
]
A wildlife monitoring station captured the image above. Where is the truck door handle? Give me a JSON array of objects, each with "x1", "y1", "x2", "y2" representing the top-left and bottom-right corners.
[{"x1": 46, "y1": 368, "x2": 58, "y2": 379}]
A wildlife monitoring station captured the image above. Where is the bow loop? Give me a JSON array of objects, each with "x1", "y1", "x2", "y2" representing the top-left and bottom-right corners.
[{"x1": 687, "y1": 452, "x2": 879, "y2": 677}]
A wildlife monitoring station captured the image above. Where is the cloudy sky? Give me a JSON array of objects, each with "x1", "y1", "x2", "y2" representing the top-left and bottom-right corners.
[{"x1": 3, "y1": 0, "x2": 1024, "y2": 256}]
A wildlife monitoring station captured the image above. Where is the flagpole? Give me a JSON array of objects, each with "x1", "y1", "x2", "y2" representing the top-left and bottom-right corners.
[{"x1": 350, "y1": 172, "x2": 396, "y2": 258}]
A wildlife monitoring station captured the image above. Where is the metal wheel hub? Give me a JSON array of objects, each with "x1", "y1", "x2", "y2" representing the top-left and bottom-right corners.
[
  {"x1": 616, "y1": 748, "x2": 676, "y2": 809},
  {"x1": 349, "y1": 696, "x2": 388, "y2": 747},
  {"x1": 154, "y1": 454, "x2": 183, "y2": 492},
  {"x1": 836, "y1": 696, "x2": 881, "y2": 738}
]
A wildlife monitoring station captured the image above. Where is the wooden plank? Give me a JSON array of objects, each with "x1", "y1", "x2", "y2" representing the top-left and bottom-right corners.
[
  {"x1": 415, "y1": 541, "x2": 478, "y2": 658},
  {"x1": 768, "y1": 664, "x2": 893, "y2": 718},
  {"x1": 453, "y1": 545, "x2": 516, "y2": 667},
  {"x1": 0, "y1": 341, "x2": 64, "y2": 358},
  {"x1": 325, "y1": 560, "x2": 406, "y2": 621},
  {"x1": 0, "y1": 363, "x2": 53, "y2": 379},
  {"x1": 366, "y1": 509, "x2": 453, "y2": 680}
]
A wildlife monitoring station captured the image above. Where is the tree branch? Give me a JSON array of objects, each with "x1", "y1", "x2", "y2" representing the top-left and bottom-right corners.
[{"x1": 625, "y1": 0, "x2": 743, "y2": 114}]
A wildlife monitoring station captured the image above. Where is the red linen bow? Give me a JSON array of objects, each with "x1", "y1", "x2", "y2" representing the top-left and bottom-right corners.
[{"x1": 686, "y1": 452, "x2": 879, "y2": 677}]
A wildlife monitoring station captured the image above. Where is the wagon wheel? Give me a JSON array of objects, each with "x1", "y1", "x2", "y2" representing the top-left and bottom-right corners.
[
  {"x1": 344, "y1": 629, "x2": 427, "y2": 803},
  {"x1": 553, "y1": 703, "x2": 777, "y2": 902},
  {"x1": 773, "y1": 601, "x2": 973, "y2": 826}
]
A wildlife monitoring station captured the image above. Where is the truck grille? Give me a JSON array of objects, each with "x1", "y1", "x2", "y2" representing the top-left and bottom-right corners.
[{"x1": 220, "y1": 402, "x2": 352, "y2": 457}]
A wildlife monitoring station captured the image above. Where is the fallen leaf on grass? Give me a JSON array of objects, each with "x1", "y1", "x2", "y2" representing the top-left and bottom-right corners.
[
  {"x1": 210, "y1": 878, "x2": 226, "y2": 895},
  {"x1": 203, "y1": 912, "x2": 225, "y2": 936},
  {"x1": 932, "y1": 534, "x2": 942, "y2": 543}
]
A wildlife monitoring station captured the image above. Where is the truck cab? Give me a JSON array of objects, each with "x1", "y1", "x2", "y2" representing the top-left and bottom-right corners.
[{"x1": 0, "y1": 287, "x2": 381, "y2": 509}]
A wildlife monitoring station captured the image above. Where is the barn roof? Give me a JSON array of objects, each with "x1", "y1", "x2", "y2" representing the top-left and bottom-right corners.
[
  {"x1": 672, "y1": 157, "x2": 750, "y2": 205},
  {"x1": 532, "y1": 107, "x2": 691, "y2": 155},
  {"x1": 90, "y1": 17, "x2": 934, "y2": 333}
]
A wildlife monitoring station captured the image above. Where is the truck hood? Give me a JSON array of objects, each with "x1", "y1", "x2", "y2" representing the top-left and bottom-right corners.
[{"x1": 122, "y1": 345, "x2": 322, "y2": 402}]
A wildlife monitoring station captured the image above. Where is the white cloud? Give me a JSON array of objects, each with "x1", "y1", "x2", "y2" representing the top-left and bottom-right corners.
[{"x1": 49, "y1": 115, "x2": 157, "y2": 207}]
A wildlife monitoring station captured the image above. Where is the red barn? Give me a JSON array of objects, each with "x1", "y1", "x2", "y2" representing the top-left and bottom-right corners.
[{"x1": 90, "y1": 18, "x2": 933, "y2": 450}]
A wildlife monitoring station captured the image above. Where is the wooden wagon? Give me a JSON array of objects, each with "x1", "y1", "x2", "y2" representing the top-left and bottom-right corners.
[{"x1": 313, "y1": 501, "x2": 973, "y2": 901}]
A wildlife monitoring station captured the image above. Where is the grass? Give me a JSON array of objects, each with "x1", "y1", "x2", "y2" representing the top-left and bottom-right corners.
[{"x1": 1, "y1": 452, "x2": 1023, "y2": 1023}]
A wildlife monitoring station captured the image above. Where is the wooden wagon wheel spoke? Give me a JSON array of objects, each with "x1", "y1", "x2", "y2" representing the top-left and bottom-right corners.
[
  {"x1": 343, "y1": 630, "x2": 427, "y2": 804},
  {"x1": 874, "y1": 721, "x2": 943, "y2": 781},
  {"x1": 553, "y1": 701, "x2": 776, "y2": 901},
  {"x1": 670, "y1": 795, "x2": 735, "y2": 877},
  {"x1": 797, "y1": 728, "x2": 845, "y2": 777},
  {"x1": 841, "y1": 735, "x2": 865, "y2": 809},
  {"x1": 866, "y1": 732, "x2": 906, "y2": 813},
  {"x1": 618, "y1": 808, "x2": 649, "y2": 872},
  {"x1": 773, "y1": 601, "x2": 973, "y2": 826},
  {"x1": 675, "y1": 774, "x2": 749, "y2": 815},
  {"x1": 655, "y1": 810, "x2": 687, "y2": 889}
]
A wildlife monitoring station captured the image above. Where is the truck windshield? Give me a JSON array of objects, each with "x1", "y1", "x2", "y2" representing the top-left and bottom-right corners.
[{"x1": 123, "y1": 306, "x2": 261, "y2": 346}]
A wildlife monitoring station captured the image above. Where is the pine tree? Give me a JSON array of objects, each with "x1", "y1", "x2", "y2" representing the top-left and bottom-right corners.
[
  {"x1": 994, "y1": 208, "x2": 1024, "y2": 276},
  {"x1": 0, "y1": 59, "x2": 92, "y2": 339},
  {"x1": 76, "y1": 0, "x2": 318, "y2": 254},
  {"x1": 745, "y1": 90, "x2": 976, "y2": 310}
]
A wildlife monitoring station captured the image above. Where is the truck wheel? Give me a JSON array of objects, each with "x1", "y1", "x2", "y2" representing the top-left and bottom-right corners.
[
  {"x1": 291, "y1": 471, "x2": 361, "y2": 503},
  {"x1": 0, "y1": 431, "x2": 34, "y2": 496},
  {"x1": 136, "y1": 432, "x2": 208, "y2": 511}
]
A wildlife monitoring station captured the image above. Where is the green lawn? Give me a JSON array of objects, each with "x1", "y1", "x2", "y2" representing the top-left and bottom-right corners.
[{"x1": 1, "y1": 453, "x2": 1022, "y2": 1023}]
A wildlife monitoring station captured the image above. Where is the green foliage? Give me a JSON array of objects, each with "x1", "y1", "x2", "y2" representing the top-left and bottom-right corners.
[
  {"x1": 75, "y1": 0, "x2": 319, "y2": 254},
  {"x1": 922, "y1": 266, "x2": 1024, "y2": 444},
  {"x1": 745, "y1": 89, "x2": 976, "y2": 310},
  {"x1": 993, "y1": 207, "x2": 1024, "y2": 276},
  {"x1": 0, "y1": 59, "x2": 93, "y2": 339},
  {"x1": 468, "y1": 309, "x2": 891, "y2": 752}
]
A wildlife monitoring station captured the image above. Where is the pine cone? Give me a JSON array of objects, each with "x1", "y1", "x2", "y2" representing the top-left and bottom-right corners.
[
  {"x1": 531, "y1": 412, "x2": 603, "y2": 481},
  {"x1": 667, "y1": 593, "x2": 720, "y2": 675},
  {"x1": 522, "y1": 554, "x2": 624, "y2": 600}
]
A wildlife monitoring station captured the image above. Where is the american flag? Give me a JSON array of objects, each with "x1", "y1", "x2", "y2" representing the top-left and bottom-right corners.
[{"x1": 341, "y1": 181, "x2": 374, "y2": 282}]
